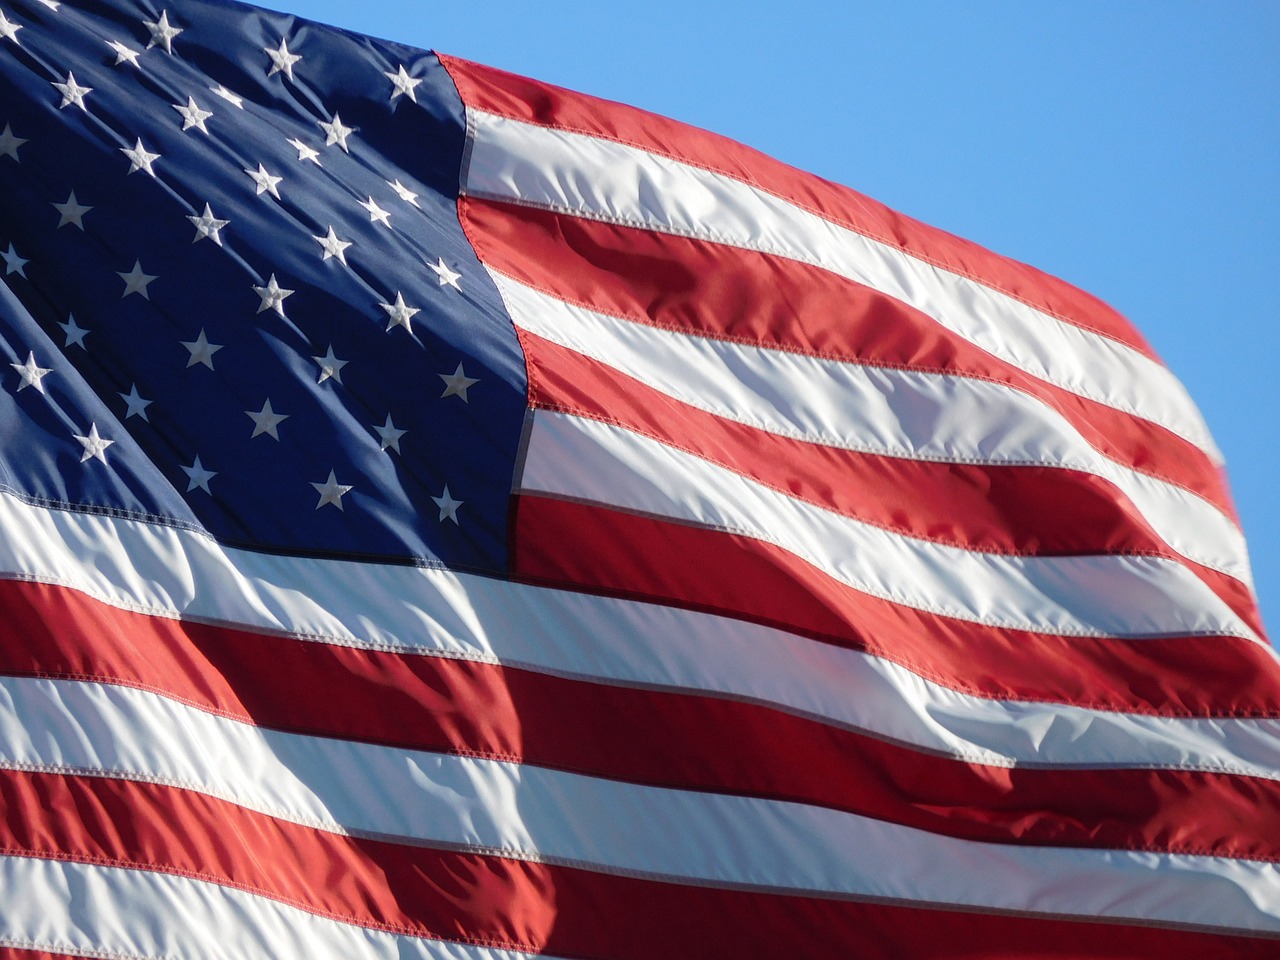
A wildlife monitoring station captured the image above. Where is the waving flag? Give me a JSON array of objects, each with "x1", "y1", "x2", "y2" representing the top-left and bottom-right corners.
[{"x1": 0, "y1": 1, "x2": 1277, "y2": 957}]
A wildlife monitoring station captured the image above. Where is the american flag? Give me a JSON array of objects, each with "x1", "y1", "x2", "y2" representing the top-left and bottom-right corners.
[{"x1": 0, "y1": 0, "x2": 1277, "y2": 956}]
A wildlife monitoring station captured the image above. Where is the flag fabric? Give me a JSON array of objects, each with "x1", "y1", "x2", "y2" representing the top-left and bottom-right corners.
[{"x1": 0, "y1": 0, "x2": 1277, "y2": 957}]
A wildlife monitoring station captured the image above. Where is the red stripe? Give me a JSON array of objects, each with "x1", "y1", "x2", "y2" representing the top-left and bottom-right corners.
[
  {"x1": 443, "y1": 56, "x2": 1159, "y2": 360},
  {"x1": 463, "y1": 197, "x2": 1230, "y2": 513},
  {"x1": 512, "y1": 494, "x2": 1280, "y2": 718},
  {"x1": 4, "y1": 768, "x2": 1276, "y2": 959},
  {"x1": 2, "y1": 578, "x2": 1277, "y2": 859},
  {"x1": 0, "y1": 768, "x2": 557, "y2": 952},
  {"x1": 516, "y1": 330, "x2": 1262, "y2": 637}
]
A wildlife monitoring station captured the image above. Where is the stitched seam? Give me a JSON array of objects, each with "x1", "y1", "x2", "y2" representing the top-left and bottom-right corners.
[
  {"x1": 0, "y1": 849, "x2": 542, "y2": 953},
  {"x1": 469, "y1": 214, "x2": 1233, "y2": 525},
  {"x1": 518, "y1": 487, "x2": 1252, "y2": 642},
  {"x1": 7, "y1": 570, "x2": 1271, "y2": 716},
  {"x1": 0, "y1": 934, "x2": 165, "y2": 960},
  {"x1": 526, "y1": 397, "x2": 1173, "y2": 560},
  {"x1": 488, "y1": 253, "x2": 1228, "y2": 508},
  {"x1": 11, "y1": 673, "x2": 1278, "y2": 800},
  {"x1": 519, "y1": 400, "x2": 1247, "y2": 591},
  {"x1": 468, "y1": 190, "x2": 1219, "y2": 474},
  {"x1": 467, "y1": 107, "x2": 1157, "y2": 355}
]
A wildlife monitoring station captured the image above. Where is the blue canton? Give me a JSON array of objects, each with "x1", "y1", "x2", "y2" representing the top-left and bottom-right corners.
[{"x1": 0, "y1": 0, "x2": 528, "y2": 573}]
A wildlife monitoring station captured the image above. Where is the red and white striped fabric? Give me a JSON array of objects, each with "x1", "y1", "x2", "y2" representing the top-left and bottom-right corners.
[
  {"x1": 2, "y1": 10, "x2": 1278, "y2": 956},
  {"x1": 439, "y1": 56, "x2": 1280, "y2": 955}
]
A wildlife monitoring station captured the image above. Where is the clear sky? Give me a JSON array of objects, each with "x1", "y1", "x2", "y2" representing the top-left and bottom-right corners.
[{"x1": 278, "y1": 0, "x2": 1280, "y2": 638}]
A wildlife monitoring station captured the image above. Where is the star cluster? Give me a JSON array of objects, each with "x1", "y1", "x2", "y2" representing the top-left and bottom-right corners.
[{"x1": 0, "y1": 0, "x2": 527, "y2": 571}]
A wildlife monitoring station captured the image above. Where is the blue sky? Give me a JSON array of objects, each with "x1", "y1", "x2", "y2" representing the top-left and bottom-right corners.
[{"x1": 281, "y1": 0, "x2": 1279, "y2": 638}]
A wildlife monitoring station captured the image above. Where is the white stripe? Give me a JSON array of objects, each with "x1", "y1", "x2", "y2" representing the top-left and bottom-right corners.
[
  {"x1": 3, "y1": 676, "x2": 1277, "y2": 934},
  {"x1": 465, "y1": 110, "x2": 1221, "y2": 462},
  {"x1": 1, "y1": 489, "x2": 1277, "y2": 778},
  {"x1": 0, "y1": 854, "x2": 553, "y2": 960},
  {"x1": 520, "y1": 409, "x2": 1253, "y2": 641},
  {"x1": 494, "y1": 270, "x2": 1249, "y2": 584}
]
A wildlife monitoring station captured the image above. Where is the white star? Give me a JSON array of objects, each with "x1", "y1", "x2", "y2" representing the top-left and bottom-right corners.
[
  {"x1": 0, "y1": 124, "x2": 26, "y2": 162},
  {"x1": 10, "y1": 352, "x2": 51, "y2": 393},
  {"x1": 318, "y1": 113, "x2": 354, "y2": 152},
  {"x1": 359, "y1": 196, "x2": 391, "y2": 227},
  {"x1": 53, "y1": 72, "x2": 92, "y2": 111},
  {"x1": 0, "y1": 11, "x2": 21, "y2": 44},
  {"x1": 287, "y1": 137, "x2": 321, "y2": 165},
  {"x1": 265, "y1": 37, "x2": 301, "y2": 80},
  {"x1": 311, "y1": 470, "x2": 353, "y2": 511},
  {"x1": 438, "y1": 362, "x2": 479, "y2": 401},
  {"x1": 312, "y1": 226, "x2": 352, "y2": 265},
  {"x1": 107, "y1": 40, "x2": 141, "y2": 67},
  {"x1": 173, "y1": 96, "x2": 213, "y2": 133},
  {"x1": 181, "y1": 456, "x2": 216, "y2": 494},
  {"x1": 245, "y1": 163, "x2": 282, "y2": 199},
  {"x1": 253, "y1": 274, "x2": 294, "y2": 316},
  {"x1": 386, "y1": 65, "x2": 422, "y2": 103},
  {"x1": 36, "y1": 1, "x2": 60, "y2": 10},
  {"x1": 118, "y1": 383, "x2": 152, "y2": 420},
  {"x1": 373, "y1": 415, "x2": 406, "y2": 453},
  {"x1": 121, "y1": 138, "x2": 160, "y2": 176},
  {"x1": 210, "y1": 85, "x2": 244, "y2": 108},
  {"x1": 1, "y1": 243, "x2": 28, "y2": 277},
  {"x1": 144, "y1": 10, "x2": 182, "y2": 53},
  {"x1": 428, "y1": 257, "x2": 462, "y2": 289},
  {"x1": 246, "y1": 398, "x2": 289, "y2": 439},
  {"x1": 117, "y1": 260, "x2": 157, "y2": 299},
  {"x1": 52, "y1": 190, "x2": 92, "y2": 229},
  {"x1": 432, "y1": 485, "x2": 463, "y2": 524},
  {"x1": 387, "y1": 178, "x2": 419, "y2": 207},
  {"x1": 379, "y1": 291, "x2": 420, "y2": 333},
  {"x1": 0, "y1": 11, "x2": 21, "y2": 45},
  {"x1": 312, "y1": 345, "x2": 348, "y2": 384},
  {"x1": 74, "y1": 424, "x2": 114, "y2": 464},
  {"x1": 58, "y1": 315, "x2": 90, "y2": 349},
  {"x1": 245, "y1": 161, "x2": 283, "y2": 196},
  {"x1": 181, "y1": 329, "x2": 223, "y2": 369},
  {"x1": 187, "y1": 202, "x2": 229, "y2": 245}
]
